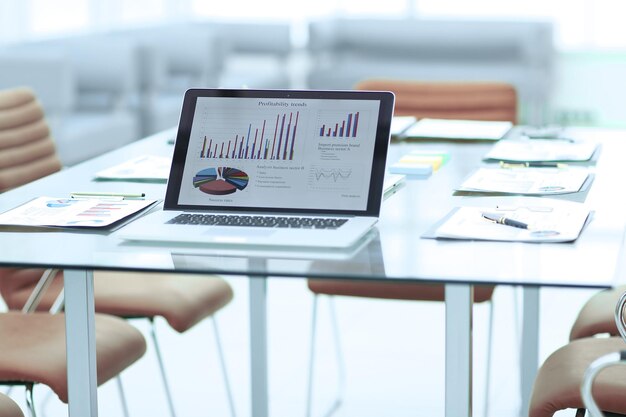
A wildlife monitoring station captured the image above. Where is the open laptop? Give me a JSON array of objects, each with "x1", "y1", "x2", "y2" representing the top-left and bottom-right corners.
[{"x1": 118, "y1": 88, "x2": 394, "y2": 248}]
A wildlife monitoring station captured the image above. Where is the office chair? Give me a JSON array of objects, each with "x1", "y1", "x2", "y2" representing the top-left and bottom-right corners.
[
  {"x1": 0, "y1": 393, "x2": 25, "y2": 417},
  {"x1": 581, "y1": 348, "x2": 626, "y2": 417},
  {"x1": 0, "y1": 87, "x2": 61, "y2": 191},
  {"x1": 0, "y1": 309, "x2": 146, "y2": 417},
  {"x1": 528, "y1": 289, "x2": 626, "y2": 417},
  {"x1": 306, "y1": 79, "x2": 518, "y2": 417},
  {"x1": 0, "y1": 86, "x2": 237, "y2": 417},
  {"x1": 354, "y1": 79, "x2": 518, "y2": 123},
  {"x1": 569, "y1": 286, "x2": 626, "y2": 341}
]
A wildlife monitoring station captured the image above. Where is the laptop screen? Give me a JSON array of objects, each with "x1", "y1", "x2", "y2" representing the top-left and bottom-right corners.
[{"x1": 165, "y1": 89, "x2": 394, "y2": 216}]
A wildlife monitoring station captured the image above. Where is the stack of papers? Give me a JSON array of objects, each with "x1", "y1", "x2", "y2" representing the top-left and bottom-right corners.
[
  {"x1": 95, "y1": 155, "x2": 171, "y2": 182},
  {"x1": 484, "y1": 139, "x2": 598, "y2": 162},
  {"x1": 457, "y1": 167, "x2": 590, "y2": 195},
  {"x1": 431, "y1": 199, "x2": 591, "y2": 243},
  {"x1": 404, "y1": 118, "x2": 513, "y2": 141},
  {"x1": 0, "y1": 196, "x2": 157, "y2": 229}
]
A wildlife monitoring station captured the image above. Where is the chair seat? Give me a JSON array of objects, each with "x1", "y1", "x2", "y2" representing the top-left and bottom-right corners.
[
  {"x1": 0, "y1": 393, "x2": 24, "y2": 417},
  {"x1": 307, "y1": 279, "x2": 494, "y2": 303},
  {"x1": 1, "y1": 270, "x2": 233, "y2": 333},
  {"x1": 570, "y1": 286, "x2": 626, "y2": 340},
  {"x1": 529, "y1": 337, "x2": 626, "y2": 417},
  {"x1": 0, "y1": 312, "x2": 146, "y2": 403}
]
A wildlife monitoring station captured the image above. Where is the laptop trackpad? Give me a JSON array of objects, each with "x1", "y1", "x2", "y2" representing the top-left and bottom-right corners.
[{"x1": 203, "y1": 227, "x2": 276, "y2": 243}]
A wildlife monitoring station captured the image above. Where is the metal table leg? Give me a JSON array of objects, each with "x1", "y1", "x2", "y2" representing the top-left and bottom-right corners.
[
  {"x1": 249, "y1": 276, "x2": 269, "y2": 417},
  {"x1": 445, "y1": 283, "x2": 473, "y2": 417},
  {"x1": 64, "y1": 269, "x2": 98, "y2": 417},
  {"x1": 520, "y1": 286, "x2": 540, "y2": 417}
]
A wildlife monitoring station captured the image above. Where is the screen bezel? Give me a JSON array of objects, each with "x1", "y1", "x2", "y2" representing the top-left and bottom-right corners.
[{"x1": 164, "y1": 88, "x2": 394, "y2": 217}]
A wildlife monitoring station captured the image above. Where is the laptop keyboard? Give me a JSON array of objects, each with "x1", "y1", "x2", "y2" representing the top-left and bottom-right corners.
[{"x1": 167, "y1": 214, "x2": 349, "y2": 229}]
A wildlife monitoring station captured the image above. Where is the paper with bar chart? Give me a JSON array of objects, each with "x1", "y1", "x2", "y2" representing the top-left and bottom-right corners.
[
  {"x1": 0, "y1": 197, "x2": 157, "y2": 228},
  {"x1": 178, "y1": 96, "x2": 380, "y2": 210}
]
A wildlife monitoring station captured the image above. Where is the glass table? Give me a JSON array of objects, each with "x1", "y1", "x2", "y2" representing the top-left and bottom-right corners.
[{"x1": 1, "y1": 127, "x2": 625, "y2": 417}]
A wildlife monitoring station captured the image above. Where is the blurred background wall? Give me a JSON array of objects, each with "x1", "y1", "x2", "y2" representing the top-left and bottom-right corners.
[{"x1": 1, "y1": 0, "x2": 624, "y2": 164}]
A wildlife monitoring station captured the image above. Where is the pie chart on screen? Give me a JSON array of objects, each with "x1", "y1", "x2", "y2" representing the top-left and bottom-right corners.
[{"x1": 193, "y1": 167, "x2": 249, "y2": 195}]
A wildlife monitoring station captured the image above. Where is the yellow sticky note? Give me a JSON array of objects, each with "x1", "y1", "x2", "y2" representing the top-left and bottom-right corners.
[{"x1": 399, "y1": 155, "x2": 443, "y2": 170}]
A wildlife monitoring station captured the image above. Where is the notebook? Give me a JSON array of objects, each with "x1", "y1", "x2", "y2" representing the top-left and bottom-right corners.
[{"x1": 118, "y1": 88, "x2": 395, "y2": 248}]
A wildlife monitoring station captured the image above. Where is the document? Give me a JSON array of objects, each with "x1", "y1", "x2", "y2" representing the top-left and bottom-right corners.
[
  {"x1": 484, "y1": 139, "x2": 598, "y2": 162},
  {"x1": 95, "y1": 155, "x2": 171, "y2": 181},
  {"x1": 457, "y1": 167, "x2": 590, "y2": 195},
  {"x1": 390, "y1": 116, "x2": 417, "y2": 138},
  {"x1": 404, "y1": 118, "x2": 512, "y2": 140},
  {"x1": 432, "y1": 199, "x2": 590, "y2": 242},
  {"x1": 0, "y1": 196, "x2": 158, "y2": 228}
]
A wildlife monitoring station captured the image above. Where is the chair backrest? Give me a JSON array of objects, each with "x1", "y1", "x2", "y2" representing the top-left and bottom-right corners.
[
  {"x1": 0, "y1": 87, "x2": 62, "y2": 192},
  {"x1": 354, "y1": 79, "x2": 518, "y2": 124}
]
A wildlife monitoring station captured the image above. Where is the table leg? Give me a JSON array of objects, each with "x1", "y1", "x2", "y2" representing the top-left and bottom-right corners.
[
  {"x1": 64, "y1": 269, "x2": 98, "y2": 417},
  {"x1": 520, "y1": 286, "x2": 540, "y2": 417},
  {"x1": 249, "y1": 276, "x2": 269, "y2": 417},
  {"x1": 445, "y1": 283, "x2": 473, "y2": 417}
]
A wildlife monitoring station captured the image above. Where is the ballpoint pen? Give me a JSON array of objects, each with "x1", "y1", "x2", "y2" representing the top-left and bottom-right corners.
[
  {"x1": 70, "y1": 191, "x2": 146, "y2": 198},
  {"x1": 499, "y1": 161, "x2": 568, "y2": 169},
  {"x1": 482, "y1": 212, "x2": 529, "y2": 229}
]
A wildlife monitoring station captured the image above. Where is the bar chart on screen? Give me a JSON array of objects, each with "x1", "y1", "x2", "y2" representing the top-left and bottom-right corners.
[
  {"x1": 317, "y1": 110, "x2": 366, "y2": 139},
  {"x1": 198, "y1": 111, "x2": 301, "y2": 161}
]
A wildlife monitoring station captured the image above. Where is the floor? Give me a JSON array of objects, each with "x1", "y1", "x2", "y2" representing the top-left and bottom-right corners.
[{"x1": 1, "y1": 278, "x2": 601, "y2": 417}]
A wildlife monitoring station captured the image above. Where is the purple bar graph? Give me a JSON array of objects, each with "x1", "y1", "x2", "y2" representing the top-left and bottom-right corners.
[
  {"x1": 199, "y1": 111, "x2": 299, "y2": 161},
  {"x1": 319, "y1": 112, "x2": 360, "y2": 138}
]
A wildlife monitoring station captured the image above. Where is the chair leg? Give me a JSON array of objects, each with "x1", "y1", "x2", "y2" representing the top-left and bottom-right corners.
[
  {"x1": 149, "y1": 318, "x2": 177, "y2": 417},
  {"x1": 116, "y1": 376, "x2": 131, "y2": 417},
  {"x1": 305, "y1": 294, "x2": 319, "y2": 417},
  {"x1": 306, "y1": 295, "x2": 345, "y2": 417},
  {"x1": 327, "y1": 296, "x2": 346, "y2": 416},
  {"x1": 484, "y1": 300, "x2": 494, "y2": 417},
  {"x1": 25, "y1": 383, "x2": 37, "y2": 417},
  {"x1": 211, "y1": 317, "x2": 237, "y2": 417}
]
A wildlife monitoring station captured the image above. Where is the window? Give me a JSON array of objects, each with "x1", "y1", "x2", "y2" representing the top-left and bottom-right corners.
[
  {"x1": 27, "y1": 0, "x2": 89, "y2": 35},
  {"x1": 3, "y1": 0, "x2": 626, "y2": 50}
]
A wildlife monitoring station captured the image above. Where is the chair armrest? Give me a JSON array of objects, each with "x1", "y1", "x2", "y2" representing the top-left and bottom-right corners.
[
  {"x1": 581, "y1": 350, "x2": 626, "y2": 417},
  {"x1": 614, "y1": 291, "x2": 626, "y2": 342}
]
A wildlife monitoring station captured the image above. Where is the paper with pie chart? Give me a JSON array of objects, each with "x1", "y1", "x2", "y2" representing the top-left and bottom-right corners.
[{"x1": 0, "y1": 196, "x2": 157, "y2": 228}]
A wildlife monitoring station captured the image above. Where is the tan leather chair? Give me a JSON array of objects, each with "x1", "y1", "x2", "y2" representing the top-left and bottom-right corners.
[
  {"x1": 0, "y1": 392, "x2": 25, "y2": 417},
  {"x1": 0, "y1": 87, "x2": 62, "y2": 192},
  {"x1": 306, "y1": 79, "x2": 517, "y2": 417},
  {"x1": 581, "y1": 345, "x2": 626, "y2": 417},
  {"x1": 529, "y1": 336, "x2": 626, "y2": 417},
  {"x1": 354, "y1": 79, "x2": 518, "y2": 123},
  {"x1": 0, "y1": 87, "x2": 236, "y2": 417},
  {"x1": 569, "y1": 286, "x2": 626, "y2": 341},
  {"x1": 528, "y1": 289, "x2": 626, "y2": 417},
  {"x1": 0, "y1": 311, "x2": 146, "y2": 416}
]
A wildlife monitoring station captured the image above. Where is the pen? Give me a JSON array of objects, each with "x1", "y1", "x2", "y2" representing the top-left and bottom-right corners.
[
  {"x1": 482, "y1": 212, "x2": 529, "y2": 229},
  {"x1": 499, "y1": 161, "x2": 568, "y2": 169},
  {"x1": 70, "y1": 191, "x2": 146, "y2": 198}
]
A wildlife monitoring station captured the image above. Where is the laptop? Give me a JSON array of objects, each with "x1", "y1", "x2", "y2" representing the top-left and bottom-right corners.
[{"x1": 118, "y1": 88, "x2": 394, "y2": 248}]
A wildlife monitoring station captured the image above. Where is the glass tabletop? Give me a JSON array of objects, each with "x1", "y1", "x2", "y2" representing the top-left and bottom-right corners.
[{"x1": 1, "y1": 127, "x2": 624, "y2": 289}]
